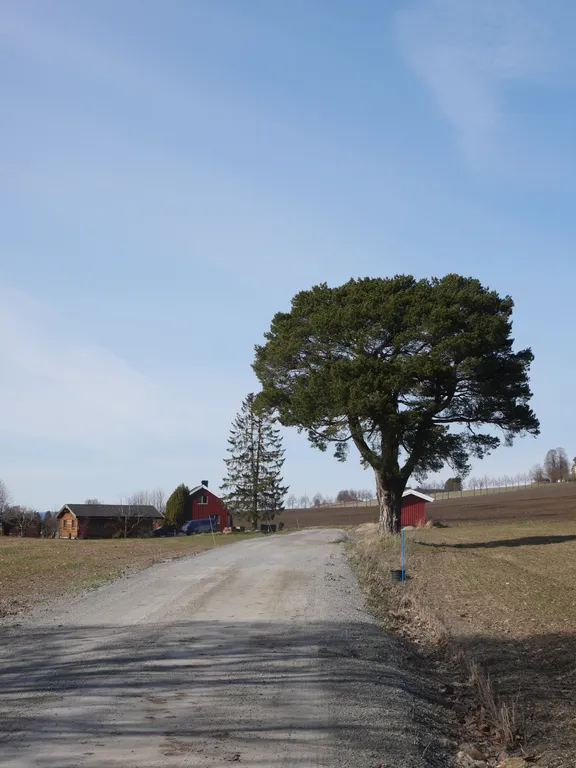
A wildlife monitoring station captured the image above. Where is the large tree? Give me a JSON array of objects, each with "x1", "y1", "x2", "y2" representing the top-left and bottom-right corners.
[
  {"x1": 221, "y1": 393, "x2": 288, "y2": 529},
  {"x1": 253, "y1": 275, "x2": 539, "y2": 534},
  {"x1": 544, "y1": 448, "x2": 569, "y2": 483}
]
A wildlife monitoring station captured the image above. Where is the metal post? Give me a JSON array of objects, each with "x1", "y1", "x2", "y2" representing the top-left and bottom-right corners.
[{"x1": 401, "y1": 528, "x2": 405, "y2": 584}]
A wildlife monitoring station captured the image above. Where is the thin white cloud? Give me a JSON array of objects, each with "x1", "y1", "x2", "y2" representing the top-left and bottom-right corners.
[
  {"x1": 395, "y1": 0, "x2": 554, "y2": 163},
  {"x1": 0, "y1": 286, "x2": 233, "y2": 451}
]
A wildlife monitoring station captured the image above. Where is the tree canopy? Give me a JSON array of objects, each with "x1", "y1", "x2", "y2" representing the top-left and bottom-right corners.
[
  {"x1": 253, "y1": 274, "x2": 539, "y2": 533},
  {"x1": 165, "y1": 484, "x2": 190, "y2": 526}
]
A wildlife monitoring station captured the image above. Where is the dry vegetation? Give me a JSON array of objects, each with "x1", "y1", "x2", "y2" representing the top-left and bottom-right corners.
[
  {"x1": 351, "y1": 520, "x2": 576, "y2": 767},
  {"x1": 0, "y1": 533, "x2": 254, "y2": 618}
]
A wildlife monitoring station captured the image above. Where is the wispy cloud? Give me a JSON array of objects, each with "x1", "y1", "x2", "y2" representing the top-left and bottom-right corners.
[
  {"x1": 0, "y1": 286, "x2": 232, "y2": 452},
  {"x1": 395, "y1": 0, "x2": 556, "y2": 165}
]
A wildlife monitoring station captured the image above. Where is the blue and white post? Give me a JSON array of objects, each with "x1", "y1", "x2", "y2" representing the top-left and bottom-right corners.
[{"x1": 401, "y1": 527, "x2": 405, "y2": 584}]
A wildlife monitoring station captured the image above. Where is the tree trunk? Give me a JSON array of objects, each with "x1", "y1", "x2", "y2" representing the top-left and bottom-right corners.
[{"x1": 374, "y1": 471, "x2": 404, "y2": 535}]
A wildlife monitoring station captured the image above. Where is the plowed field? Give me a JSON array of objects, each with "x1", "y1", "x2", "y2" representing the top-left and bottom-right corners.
[{"x1": 282, "y1": 483, "x2": 576, "y2": 528}]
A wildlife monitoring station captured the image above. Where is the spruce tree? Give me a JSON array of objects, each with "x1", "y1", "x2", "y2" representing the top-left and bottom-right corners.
[
  {"x1": 222, "y1": 393, "x2": 289, "y2": 529},
  {"x1": 165, "y1": 483, "x2": 190, "y2": 526}
]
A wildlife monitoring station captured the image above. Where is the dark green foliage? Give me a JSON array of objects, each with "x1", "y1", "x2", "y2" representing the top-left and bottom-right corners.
[
  {"x1": 253, "y1": 274, "x2": 539, "y2": 533},
  {"x1": 221, "y1": 393, "x2": 289, "y2": 529},
  {"x1": 165, "y1": 483, "x2": 190, "y2": 526}
]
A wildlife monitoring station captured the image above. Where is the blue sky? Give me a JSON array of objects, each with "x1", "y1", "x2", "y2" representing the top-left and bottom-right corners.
[{"x1": 2, "y1": 0, "x2": 576, "y2": 509}]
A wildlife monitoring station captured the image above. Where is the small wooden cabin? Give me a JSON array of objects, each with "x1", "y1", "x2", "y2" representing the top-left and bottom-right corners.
[{"x1": 57, "y1": 504, "x2": 160, "y2": 539}]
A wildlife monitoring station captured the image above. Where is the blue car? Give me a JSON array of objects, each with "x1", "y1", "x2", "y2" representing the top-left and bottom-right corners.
[{"x1": 181, "y1": 517, "x2": 218, "y2": 535}]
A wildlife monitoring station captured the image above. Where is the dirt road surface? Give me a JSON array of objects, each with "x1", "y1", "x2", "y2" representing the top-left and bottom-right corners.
[{"x1": 0, "y1": 530, "x2": 444, "y2": 768}]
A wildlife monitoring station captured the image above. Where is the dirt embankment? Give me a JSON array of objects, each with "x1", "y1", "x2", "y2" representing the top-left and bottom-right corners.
[{"x1": 351, "y1": 521, "x2": 576, "y2": 768}]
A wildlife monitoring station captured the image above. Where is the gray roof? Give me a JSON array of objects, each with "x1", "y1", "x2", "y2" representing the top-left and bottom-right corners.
[{"x1": 58, "y1": 504, "x2": 161, "y2": 519}]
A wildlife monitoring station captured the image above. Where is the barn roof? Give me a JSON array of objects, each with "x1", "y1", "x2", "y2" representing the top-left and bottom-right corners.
[
  {"x1": 402, "y1": 489, "x2": 434, "y2": 503},
  {"x1": 189, "y1": 485, "x2": 222, "y2": 499},
  {"x1": 57, "y1": 504, "x2": 161, "y2": 519}
]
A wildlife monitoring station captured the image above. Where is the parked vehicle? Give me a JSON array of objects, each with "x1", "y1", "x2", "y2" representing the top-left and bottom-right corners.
[
  {"x1": 182, "y1": 517, "x2": 218, "y2": 535},
  {"x1": 152, "y1": 524, "x2": 179, "y2": 537}
]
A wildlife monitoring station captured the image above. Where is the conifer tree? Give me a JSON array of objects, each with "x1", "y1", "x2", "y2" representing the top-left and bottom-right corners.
[
  {"x1": 165, "y1": 483, "x2": 190, "y2": 526},
  {"x1": 222, "y1": 393, "x2": 288, "y2": 528}
]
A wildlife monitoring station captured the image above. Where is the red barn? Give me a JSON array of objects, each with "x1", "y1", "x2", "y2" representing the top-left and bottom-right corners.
[
  {"x1": 187, "y1": 482, "x2": 230, "y2": 532},
  {"x1": 401, "y1": 490, "x2": 434, "y2": 527}
]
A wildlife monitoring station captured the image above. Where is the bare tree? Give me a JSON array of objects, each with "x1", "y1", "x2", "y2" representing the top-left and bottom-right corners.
[
  {"x1": 151, "y1": 488, "x2": 166, "y2": 515},
  {"x1": 85, "y1": 498, "x2": 102, "y2": 505},
  {"x1": 530, "y1": 464, "x2": 546, "y2": 484},
  {"x1": 557, "y1": 448, "x2": 570, "y2": 482},
  {"x1": 116, "y1": 499, "x2": 150, "y2": 539},
  {"x1": 286, "y1": 493, "x2": 297, "y2": 509},
  {"x1": 299, "y1": 494, "x2": 309, "y2": 508},
  {"x1": 312, "y1": 493, "x2": 323, "y2": 507},
  {"x1": 127, "y1": 490, "x2": 148, "y2": 505},
  {"x1": 364, "y1": 488, "x2": 376, "y2": 501},
  {"x1": 544, "y1": 448, "x2": 570, "y2": 483},
  {"x1": 0, "y1": 479, "x2": 11, "y2": 523},
  {"x1": 125, "y1": 489, "x2": 166, "y2": 514},
  {"x1": 4, "y1": 506, "x2": 39, "y2": 536}
]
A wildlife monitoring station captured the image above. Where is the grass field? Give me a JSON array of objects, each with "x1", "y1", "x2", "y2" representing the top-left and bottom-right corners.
[
  {"x1": 0, "y1": 533, "x2": 254, "y2": 618},
  {"x1": 352, "y1": 521, "x2": 576, "y2": 766},
  {"x1": 282, "y1": 482, "x2": 576, "y2": 528}
]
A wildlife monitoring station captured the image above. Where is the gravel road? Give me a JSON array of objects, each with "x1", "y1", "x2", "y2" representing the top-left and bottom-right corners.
[{"x1": 0, "y1": 530, "x2": 447, "y2": 767}]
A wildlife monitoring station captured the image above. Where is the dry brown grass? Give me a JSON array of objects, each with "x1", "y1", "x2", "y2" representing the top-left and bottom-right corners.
[
  {"x1": 0, "y1": 533, "x2": 254, "y2": 618},
  {"x1": 351, "y1": 521, "x2": 576, "y2": 766}
]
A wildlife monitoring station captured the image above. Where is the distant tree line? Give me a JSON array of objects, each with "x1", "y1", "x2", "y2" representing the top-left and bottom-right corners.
[{"x1": 284, "y1": 488, "x2": 375, "y2": 509}]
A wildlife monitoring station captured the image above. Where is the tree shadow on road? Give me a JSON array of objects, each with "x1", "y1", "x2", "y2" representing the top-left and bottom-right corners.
[{"x1": 0, "y1": 619, "x2": 453, "y2": 767}]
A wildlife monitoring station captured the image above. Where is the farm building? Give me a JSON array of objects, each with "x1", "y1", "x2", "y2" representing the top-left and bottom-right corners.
[
  {"x1": 186, "y1": 482, "x2": 230, "y2": 532},
  {"x1": 401, "y1": 490, "x2": 434, "y2": 526},
  {"x1": 57, "y1": 504, "x2": 161, "y2": 539}
]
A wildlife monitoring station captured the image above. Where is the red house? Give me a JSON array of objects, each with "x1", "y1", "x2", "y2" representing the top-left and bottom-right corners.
[
  {"x1": 187, "y1": 482, "x2": 230, "y2": 532},
  {"x1": 401, "y1": 490, "x2": 434, "y2": 527}
]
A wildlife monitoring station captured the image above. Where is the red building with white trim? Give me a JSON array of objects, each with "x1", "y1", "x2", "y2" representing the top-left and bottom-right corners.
[
  {"x1": 187, "y1": 482, "x2": 230, "y2": 532},
  {"x1": 401, "y1": 490, "x2": 434, "y2": 527}
]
